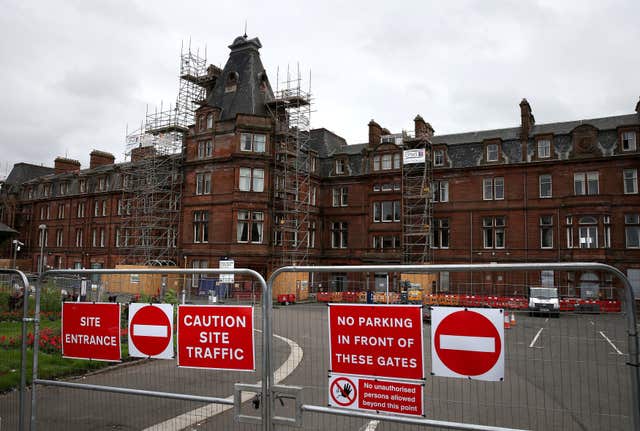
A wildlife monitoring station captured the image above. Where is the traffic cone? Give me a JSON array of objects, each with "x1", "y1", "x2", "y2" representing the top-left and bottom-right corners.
[
  {"x1": 504, "y1": 312, "x2": 511, "y2": 329},
  {"x1": 510, "y1": 312, "x2": 516, "y2": 326}
]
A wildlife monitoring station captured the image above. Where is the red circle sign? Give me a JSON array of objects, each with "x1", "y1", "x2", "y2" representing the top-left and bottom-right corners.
[
  {"x1": 434, "y1": 310, "x2": 501, "y2": 376},
  {"x1": 130, "y1": 305, "x2": 172, "y2": 356},
  {"x1": 330, "y1": 377, "x2": 357, "y2": 407}
]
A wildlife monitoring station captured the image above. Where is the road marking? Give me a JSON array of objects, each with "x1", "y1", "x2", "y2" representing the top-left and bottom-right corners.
[
  {"x1": 590, "y1": 321, "x2": 595, "y2": 326},
  {"x1": 544, "y1": 318, "x2": 549, "y2": 323},
  {"x1": 440, "y1": 335, "x2": 495, "y2": 352},
  {"x1": 143, "y1": 331, "x2": 304, "y2": 431},
  {"x1": 529, "y1": 328, "x2": 544, "y2": 348},
  {"x1": 361, "y1": 420, "x2": 380, "y2": 430},
  {"x1": 599, "y1": 331, "x2": 623, "y2": 355}
]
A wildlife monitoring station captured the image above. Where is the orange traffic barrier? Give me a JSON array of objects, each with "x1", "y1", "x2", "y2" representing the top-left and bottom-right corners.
[{"x1": 510, "y1": 313, "x2": 516, "y2": 326}]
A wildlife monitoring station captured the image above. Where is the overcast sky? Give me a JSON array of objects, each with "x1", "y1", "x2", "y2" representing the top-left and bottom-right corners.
[{"x1": 1, "y1": 0, "x2": 638, "y2": 176}]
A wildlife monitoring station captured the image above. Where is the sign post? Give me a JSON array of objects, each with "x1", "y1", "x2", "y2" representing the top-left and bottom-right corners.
[
  {"x1": 128, "y1": 303, "x2": 174, "y2": 359},
  {"x1": 431, "y1": 306, "x2": 505, "y2": 381},
  {"x1": 62, "y1": 302, "x2": 121, "y2": 361},
  {"x1": 177, "y1": 305, "x2": 254, "y2": 370}
]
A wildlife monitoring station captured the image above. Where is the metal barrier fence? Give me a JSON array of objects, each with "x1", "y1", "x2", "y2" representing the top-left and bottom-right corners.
[
  {"x1": 4, "y1": 263, "x2": 639, "y2": 430},
  {"x1": 266, "y1": 263, "x2": 639, "y2": 431}
]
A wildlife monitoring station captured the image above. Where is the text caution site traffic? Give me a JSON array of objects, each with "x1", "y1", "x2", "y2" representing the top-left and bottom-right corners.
[
  {"x1": 177, "y1": 305, "x2": 254, "y2": 371},
  {"x1": 328, "y1": 304, "x2": 424, "y2": 380},
  {"x1": 328, "y1": 374, "x2": 424, "y2": 417}
]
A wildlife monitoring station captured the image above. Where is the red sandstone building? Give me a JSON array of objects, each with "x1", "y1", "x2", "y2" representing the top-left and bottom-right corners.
[{"x1": 1, "y1": 35, "x2": 639, "y2": 298}]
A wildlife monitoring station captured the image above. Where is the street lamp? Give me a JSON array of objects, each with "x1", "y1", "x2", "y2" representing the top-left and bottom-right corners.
[
  {"x1": 38, "y1": 224, "x2": 47, "y2": 276},
  {"x1": 12, "y1": 239, "x2": 24, "y2": 269}
]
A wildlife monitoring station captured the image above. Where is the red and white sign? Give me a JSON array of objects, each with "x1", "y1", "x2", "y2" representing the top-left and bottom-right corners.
[
  {"x1": 431, "y1": 307, "x2": 504, "y2": 381},
  {"x1": 328, "y1": 373, "x2": 424, "y2": 416},
  {"x1": 328, "y1": 304, "x2": 424, "y2": 381},
  {"x1": 62, "y1": 302, "x2": 121, "y2": 362},
  {"x1": 128, "y1": 303, "x2": 174, "y2": 359},
  {"x1": 177, "y1": 305, "x2": 254, "y2": 370}
]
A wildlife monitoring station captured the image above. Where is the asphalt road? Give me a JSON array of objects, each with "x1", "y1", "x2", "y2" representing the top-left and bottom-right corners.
[{"x1": 0, "y1": 304, "x2": 633, "y2": 430}]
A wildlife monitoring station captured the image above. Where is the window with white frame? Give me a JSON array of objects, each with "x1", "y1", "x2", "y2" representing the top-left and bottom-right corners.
[
  {"x1": 92, "y1": 228, "x2": 98, "y2": 247},
  {"x1": 432, "y1": 218, "x2": 450, "y2": 248},
  {"x1": 393, "y1": 153, "x2": 401, "y2": 169},
  {"x1": 77, "y1": 202, "x2": 85, "y2": 218},
  {"x1": 373, "y1": 156, "x2": 380, "y2": 171},
  {"x1": 237, "y1": 210, "x2": 263, "y2": 243},
  {"x1": 483, "y1": 177, "x2": 504, "y2": 200},
  {"x1": 381, "y1": 154, "x2": 392, "y2": 170},
  {"x1": 206, "y1": 113, "x2": 213, "y2": 129},
  {"x1": 332, "y1": 187, "x2": 348, "y2": 207},
  {"x1": 372, "y1": 235, "x2": 399, "y2": 250},
  {"x1": 625, "y1": 214, "x2": 640, "y2": 248},
  {"x1": 75, "y1": 229, "x2": 83, "y2": 247},
  {"x1": 79, "y1": 180, "x2": 87, "y2": 193},
  {"x1": 56, "y1": 229, "x2": 63, "y2": 247},
  {"x1": 100, "y1": 228, "x2": 105, "y2": 247},
  {"x1": 540, "y1": 215, "x2": 553, "y2": 248},
  {"x1": 196, "y1": 173, "x2": 211, "y2": 195},
  {"x1": 574, "y1": 171, "x2": 599, "y2": 195},
  {"x1": 335, "y1": 159, "x2": 346, "y2": 175},
  {"x1": 486, "y1": 144, "x2": 499, "y2": 162},
  {"x1": 240, "y1": 133, "x2": 266, "y2": 153},
  {"x1": 191, "y1": 260, "x2": 208, "y2": 288},
  {"x1": 434, "y1": 149, "x2": 444, "y2": 167},
  {"x1": 193, "y1": 211, "x2": 209, "y2": 243},
  {"x1": 94, "y1": 201, "x2": 100, "y2": 217},
  {"x1": 115, "y1": 228, "x2": 121, "y2": 248},
  {"x1": 59, "y1": 182, "x2": 68, "y2": 196},
  {"x1": 239, "y1": 168, "x2": 264, "y2": 192},
  {"x1": 603, "y1": 215, "x2": 611, "y2": 248},
  {"x1": 373, "y1": 201, "x2": 400, "y2": 223},
  {"x1": 57, "y1": 204, "x2": 65, "y2": 219},
  {"x1": 308, "y1": 221, "x2": 316, "y2": 248},
  {"x1": 102, "y1": 200, "x2": 107, "y2": 217},
  {"x1": 198, "y1": 140, "x2": 213, "y2": 159},
  {"x1": 483, "y1": 216, "x2": 505, "y2": 248},
  {"x1": 624, "y1": 169, "x2": 638, "y2": 194},
  {"x1": 578, "y1": 216, "x2": 598, "y2": 248},
  {"x1": 539, "y1": 174, "x2": 552, "y2": 198},
  {"x1": 432, "y1": 181, "x2": 449, "y2": 202},
  {"x1": 537, "y1": 139, "x2": 551, "y2": 158},
  {"x1": 566, "y1": 216, "x2": 574, "y2": 248},
  {"x1": 622, "y1": 131, "x2": 637, "y2": 151},
  {"x1": 331, "y1": 222, "x2": 348, "y2": 248}
]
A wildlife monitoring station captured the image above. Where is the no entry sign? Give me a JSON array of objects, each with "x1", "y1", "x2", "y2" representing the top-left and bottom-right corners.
[
  {"x1": 128, "y1": 303, "x2": 174, "y2": 359},
  {"x1": 431, "y1": 307, "x2": 504, "y2": 381},
  {"x1": 328, "y1": 304, "x2": 424, "y2": 381},
  {"x1": 177, "y1": 305, "x2": 254, "y2": 370},
  {"x1": 62, "y1": 302, "x2": 121, "y2": 362},
  {"x1": 328, "y1": 373, "x2": 424, "y2": 416}
]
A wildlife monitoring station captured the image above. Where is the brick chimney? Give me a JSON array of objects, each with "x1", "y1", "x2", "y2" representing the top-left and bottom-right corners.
[
  {"x1": 131, "y1": 145, "x2": 156, "y2": 163},
  {"x1": 54, "y1": 157, "x2": 81, "y2": 174},
  {"x1": 368, "y1": 120, "x2": 382, "y2": 146},
  {"x1": 89, "y1": 150, "x2": 115, "y2": 169},
  {"x1": 520, "y1": 99, "x2": 535, "y2": 161},
  {"x1": 635, "y1": 96, "x2": 640, "y2": 115},
  {"x1": 414, "y1": 115, "x2": 434, "y2": 139}
]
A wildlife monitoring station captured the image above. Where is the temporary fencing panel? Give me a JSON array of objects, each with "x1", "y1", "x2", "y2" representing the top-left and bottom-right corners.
[{"x1": 8, "y1": 263, "x2": 640, "y2": 430}]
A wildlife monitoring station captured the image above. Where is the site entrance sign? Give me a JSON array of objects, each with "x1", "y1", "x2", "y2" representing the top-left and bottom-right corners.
[
  {"x1": 177, "y1": 305, "x2": 254, "y2": 371},
  {"x1": 328, "y1": 304, "x2": 424, "y2": 381},
  {"x1": 62, "y1": 302, "x2": 121, "y2": 361},
  {"x1": 431, "y1": 307, "x2": 504, "y2": 381}
]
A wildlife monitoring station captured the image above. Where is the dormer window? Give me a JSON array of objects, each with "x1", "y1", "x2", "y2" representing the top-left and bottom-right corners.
[
  {"x1": 206, "y1": 113, "x2": 213, "y2": 129},
  {"x1": 335, "y1": 159, "x2": 346, "y2": 175},
  {"x1": 259, "y1": 72, "x2": 269, "y2": 92},
  {"x1": 537, "y1": 139, "x2": 551, "y2": 158},
  {"x1": 622, "y1": 131, "x2": 637, "y2": 151},
  {"x1": 225, "y1": 72, "x2": 239, "y2": 93},
  {"x1": 486, "y1": 143, "x2": 499, "y2": 162},
  {"x1": 434, "y1": 149, "x2": 444, "y2": 167}
]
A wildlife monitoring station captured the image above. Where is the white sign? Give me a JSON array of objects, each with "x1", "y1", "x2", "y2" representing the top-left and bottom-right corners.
[
  {"x1": 219, "y1": 259, "x2": 235, "y2": 283},
  {"x1": 128, "y1": 303, "x2": 174, "y2": 359},
  {"x1": 403, "y1": 149, "x2": 425, "y2": 165},
  {"x1": 431, "y1": 306, "x2": 504, "y2": 381}
]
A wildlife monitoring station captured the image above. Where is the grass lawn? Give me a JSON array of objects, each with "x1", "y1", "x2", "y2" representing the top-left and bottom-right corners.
[{"x1": 0, "y1": 317, "x2": 128, "y2": 393}]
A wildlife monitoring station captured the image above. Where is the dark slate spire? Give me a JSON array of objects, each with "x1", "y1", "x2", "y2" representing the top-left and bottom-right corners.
[{"x1": 205, "y1": 35, "x2": 274, "y2": 120}]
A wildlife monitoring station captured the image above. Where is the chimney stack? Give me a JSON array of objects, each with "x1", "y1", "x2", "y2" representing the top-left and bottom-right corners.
[
  {"x1": 414, "y1": 115, "x2": 434, "y2": 139},
  {"x1": 54, "y1": 157, "x2": 81, "y2": 174},
  {"x1": 635, "y1": 96, "x2": 640, "y2": 115},
  {"x1": 368, "y1": 120, "x2": 382, "y2": 146},
  {"x1": 520, "y1": 99, "x2": 535, "y2": 162},
  {"x1": 89, "y1": 150, "x2": 115, "y2": 169},
  {"x1": 131, "y1": 145, "x2": 156, "y2": 163}
]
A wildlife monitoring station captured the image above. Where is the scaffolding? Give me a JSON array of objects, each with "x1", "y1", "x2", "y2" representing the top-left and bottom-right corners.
[
  {"x1": 120, "y1": 42, "x2": 208, "y2": 265},
  {"x1": 267, "y1": 67, "x2": 313, "y2": 266},
  {"x1": 402, "y1": 132, "x2": 433, "y2": 264}
]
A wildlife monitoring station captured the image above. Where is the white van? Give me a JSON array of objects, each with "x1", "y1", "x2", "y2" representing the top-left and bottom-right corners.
[{"x1": 529, "y1": 287, "x2": 559, "y2": 317}]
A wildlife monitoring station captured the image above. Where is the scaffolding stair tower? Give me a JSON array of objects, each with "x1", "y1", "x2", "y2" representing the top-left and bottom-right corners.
[
  {"x1": 267, "y1": 69, "x2": 313, "y2": 266},
  {"x1": 402, "y1": 131, "x2": 433, "y2": 264}
]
